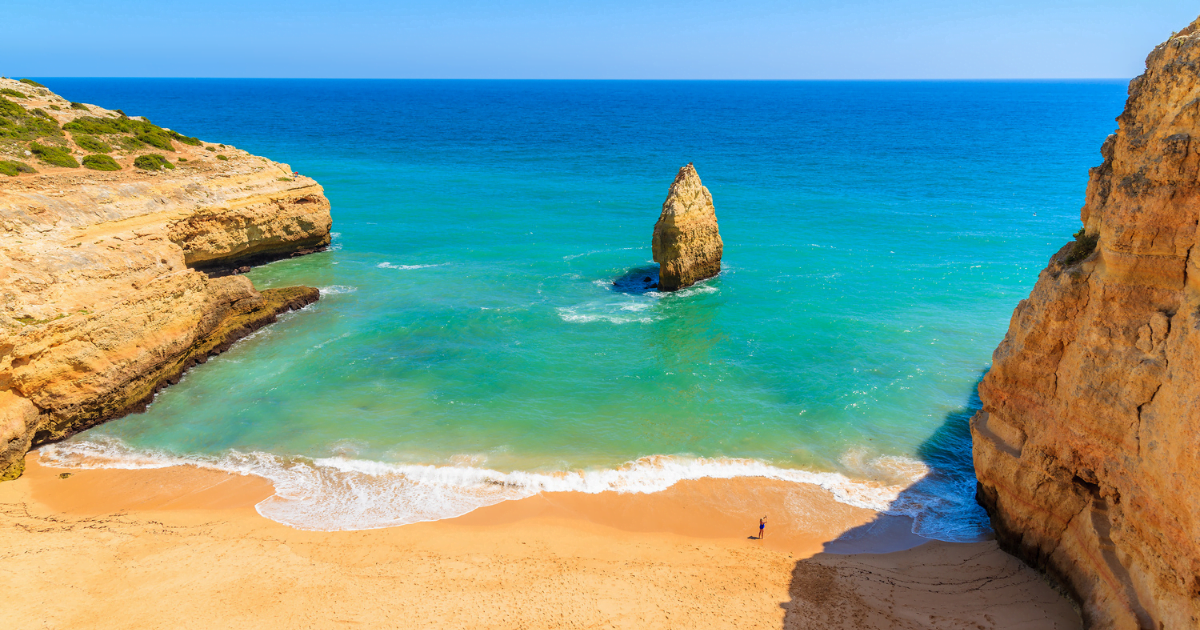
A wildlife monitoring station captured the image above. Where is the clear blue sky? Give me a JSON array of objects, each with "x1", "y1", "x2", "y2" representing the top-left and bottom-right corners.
[{"x1": 5, "y1": 1, "x2": 1197, "y2": 79}]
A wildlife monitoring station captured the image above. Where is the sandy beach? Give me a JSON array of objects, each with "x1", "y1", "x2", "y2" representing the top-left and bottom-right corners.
[{"x1": 0, "y1": 453, "x2": 1080, "y2": 629}]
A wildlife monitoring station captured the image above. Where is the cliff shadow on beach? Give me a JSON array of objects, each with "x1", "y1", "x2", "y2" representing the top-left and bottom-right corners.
[
  {"x1": 775, "y1": 373, "x2": 1082, "y2": 629},
  {"x1": 817, "y1": 372, "x2": 990, "y2": 556}
]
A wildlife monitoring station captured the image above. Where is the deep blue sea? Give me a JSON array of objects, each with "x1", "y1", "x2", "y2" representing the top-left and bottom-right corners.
[{"x1": 38, "y1": 79, "x2": 1129, "y2": 538}]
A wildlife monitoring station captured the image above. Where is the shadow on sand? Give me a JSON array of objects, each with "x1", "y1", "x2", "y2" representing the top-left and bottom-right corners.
[
  {"x1": 819, "y1": 377, "x2": 988, "y2": 555},
  {"x1": 772, "y1": 373, "x2": 1084, "y2": 629}
]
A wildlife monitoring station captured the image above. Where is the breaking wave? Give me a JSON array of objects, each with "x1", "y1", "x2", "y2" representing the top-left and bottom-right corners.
[
  {"x1": 37, "y1": 438, "x2": 988, "y2": 541},
  {"x1": 319, "y1": 285, "x2": 358, "y2": 295},
  {"x1": 377, "y1": 262, "x2": 444, "y2": 270}
]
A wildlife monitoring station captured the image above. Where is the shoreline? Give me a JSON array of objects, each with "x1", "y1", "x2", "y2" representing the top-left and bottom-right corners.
[
  {"x1": 33, "y1": 438, "x2": 983, "y2": 540},
  {"x1": 1, "y1": 453, "x2": 1082, "y2": 629}
]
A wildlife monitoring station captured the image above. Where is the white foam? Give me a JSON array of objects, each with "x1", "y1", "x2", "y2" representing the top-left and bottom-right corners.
[
  {"x1": 563, "y1": 247, "x2": 638, "y2": 261},
  {"x1": 557, "y1": 305, "x2": 659, "y2": 324},
  {"x1": 310, "y1": 332, "x2": 352, "y2": 351},
  {"x1": 319, "y1": 285, "x2": 358, "y2": 295},
  {"x1": 377, "y1": 262, "x2": 444, "y2": 270},
  {"x1": 656, "y1": 283, "x2": 718, "y2": 299},
  {"x1": 35, "y1": 438, "x2": 987, "y2": 540}
]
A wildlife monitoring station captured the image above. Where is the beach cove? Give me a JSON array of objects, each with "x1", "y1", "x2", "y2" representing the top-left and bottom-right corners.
[
  {"x1": 8, "y1": 78, "x2": 1128, "y2": 539},
  {"x1": 0, "y1": 78, "x2": 1122, "y2": 628}
]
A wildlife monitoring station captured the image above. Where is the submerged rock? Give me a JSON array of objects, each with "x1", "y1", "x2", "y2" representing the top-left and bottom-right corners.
[
  {"x1": 972, "y1": 18, "x2": 1200, "y2": 629},
  {"x1": 651, "y1": 164, "x2": 723, "y2": 291}
]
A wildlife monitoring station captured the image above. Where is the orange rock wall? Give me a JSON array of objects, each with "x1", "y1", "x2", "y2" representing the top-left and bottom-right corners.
[
  {"x1": 972, "y1": 19, "x2": 1200, "y2": 629},
  {"x1": 0, "y1": 88, "x2": 331, "y2": 480},
  {"x1": 652, "y1": 164, "x2": 723, "y2": 291}
]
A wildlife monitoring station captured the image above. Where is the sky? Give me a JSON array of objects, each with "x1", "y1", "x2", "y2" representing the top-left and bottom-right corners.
[{"x1": 5, "y1": 1, "x2": 1198, "y2": 79}]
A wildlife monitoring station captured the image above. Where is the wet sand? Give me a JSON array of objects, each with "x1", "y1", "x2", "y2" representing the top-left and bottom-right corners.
[{"x1": 0, "y1": 454, "x2": 1081, "y2": 629}]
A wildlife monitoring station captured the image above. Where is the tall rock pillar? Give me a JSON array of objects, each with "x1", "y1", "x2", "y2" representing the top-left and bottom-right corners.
[{"x1": 652, "y1": 164, "x2": 723, "y2": 291}]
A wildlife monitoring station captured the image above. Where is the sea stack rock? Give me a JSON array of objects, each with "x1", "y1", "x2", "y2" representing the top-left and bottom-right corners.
[
  {"x1": 652, "y1": 164, "x2": 723, "y2": 291},
  {"x1": 971, "y1": 19, "x2": 1200, "y2": 629}
]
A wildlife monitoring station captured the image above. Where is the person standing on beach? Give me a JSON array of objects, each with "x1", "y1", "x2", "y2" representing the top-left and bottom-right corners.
[{"x1": 759, "y1": 515, "x2": 767, "y2": 539}]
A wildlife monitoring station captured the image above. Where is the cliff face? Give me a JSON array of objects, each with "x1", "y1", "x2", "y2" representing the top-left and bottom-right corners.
[
  {"x1": 972, "y1": 20, "x2": 1200, "y2": 629},
  {"x1": 652, "y1": 164, "x2": 723, "y2": 291},
  {"x1": 0, "y1": 80, "x2": 331, "y2": 480}
]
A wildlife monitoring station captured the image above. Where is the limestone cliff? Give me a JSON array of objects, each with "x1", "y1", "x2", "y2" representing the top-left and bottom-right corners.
[
  {"x1": 0, "y1": 79, "x2": 332, "y2": 480},
  {"x1": 652, "y1": 164, "x2": 723, "y2": 291},
  {"x1": 972, "y1": 20, "x2": 1200, "y2": 629}
]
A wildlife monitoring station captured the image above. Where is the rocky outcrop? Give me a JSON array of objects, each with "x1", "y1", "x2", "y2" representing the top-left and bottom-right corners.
[
  {"x1": 972, "y1": 19, "x2": 1200, "y2": 630},
  {"x1": 652, "y1": 164, "x2": 723, "y2": 291},
  {"x1": 0, "y1": 80, "x2": 332, "y2": 480}
]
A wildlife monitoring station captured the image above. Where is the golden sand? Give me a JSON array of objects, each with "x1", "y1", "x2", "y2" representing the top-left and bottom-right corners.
[{"x1": 0, "y1": 454, "x2": 1080, "y2": 629}]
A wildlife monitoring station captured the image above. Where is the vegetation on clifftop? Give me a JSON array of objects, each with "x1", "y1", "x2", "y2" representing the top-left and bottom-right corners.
[
  {"x1": 134, "y1": 154, "x2": 174, "y2": 170},
  {"x1": 73, "y1": 134, "x2": 112, "y2": 153},
  {"x1": 31, "y1": 142, "x2": 79, "y2": 168},
  {"x1": 0, "y1": 82, "x2": 215, "y2": 177},
  {"x1": 62, "y1": 115, "x2": 200, "y2": 152},
  {"x1": 0, "y1": 160, "x2": 35, "y2": 176},
  {"x1": 82, "y1": 154, "x2": 121, "y2": 171},
  {"x1": 0, "y1": 96, "x2": 64, "y2": 142}
]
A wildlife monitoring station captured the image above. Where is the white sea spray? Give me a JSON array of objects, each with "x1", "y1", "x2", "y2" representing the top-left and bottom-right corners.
[{"x1": 377, "y1": 262, "x2": 444, "y2": 270}]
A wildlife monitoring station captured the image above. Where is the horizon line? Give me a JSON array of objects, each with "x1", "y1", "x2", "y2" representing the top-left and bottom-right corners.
[{"x1": 18, "y1": 76, "x2": 1135, "y2": 82}]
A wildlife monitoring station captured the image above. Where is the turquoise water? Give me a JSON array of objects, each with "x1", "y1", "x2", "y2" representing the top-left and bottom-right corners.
[{"x1": 38, "y1": 79, "x2": 1128, "y2": 537}]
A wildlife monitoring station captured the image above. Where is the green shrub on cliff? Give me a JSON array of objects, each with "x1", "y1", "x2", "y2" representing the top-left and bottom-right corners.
[
  {"x1": 0, "y1": 88, "x2": 27, "y2": 99},
  {"x1": 134, "y1": 154, "x2": 174, "y2": 171},
  {"x1": 0, "y1": 160, "x2": 35, "y2": 176},
  {"x1": 82, "y1": 154, "x2": 121, "y2": 171},
  {"x1": 0, "y1": 97, "x2": 64, "y2": 141},
  {"x1": 69, "y1": 102, "x2": 89, "y2": 111},
  {"x1": 168, "y1": 130, "x2": 201, "y2": 146},
  {"x1": 73, "y1": 134, "x2": 112, "y2": 153},
  {"x1": 62, "y1": 115, "x2": 135, "y2": 135},
  {"x1": 30, "y1": 142, "x2": 78, "y2": 168},
  {"x1": 217, "y1": 154, "x2": 228, "y2": 161},
  {"x1": 63, "y1": 115, "x2": 183, "y2": 152},
  {"x1": 117, "y1": 136, "x2": 144, "y2": 152},
  {"x1": 1060, "y1": 228, "x2": 1099, "y2": 267},
  {"x1": 136, "y1": 129, "x2": 174, "y2": 151},
  {"x1": 18, "y1": 79, "x2": 45, "y2": 88},
  {"x1": 0, "y1": 98, "x2": 22, "y2": 117}
]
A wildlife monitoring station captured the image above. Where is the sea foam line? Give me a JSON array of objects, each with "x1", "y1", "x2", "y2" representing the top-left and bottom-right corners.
[
  {"x1": 319, "y1": 285, "x2": 358, "y2": 295},
  {"x1": 36, "y1": 438, "x2": 986, "y2": 541},
  {"x1": 377, "y1": 262, "x2": 444, "y2": 270}
]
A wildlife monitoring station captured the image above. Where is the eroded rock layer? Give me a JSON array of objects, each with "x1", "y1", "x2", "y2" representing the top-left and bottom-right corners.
[
  {"x1": 652, "y1": 164, "x2": 723, "y2": 291},
  {"x1": 972, "y1": 19, "x2": 1200, "y2": 629},
  {"x1": 0, "y1": 82, "x2": 332, "y2": 480}
]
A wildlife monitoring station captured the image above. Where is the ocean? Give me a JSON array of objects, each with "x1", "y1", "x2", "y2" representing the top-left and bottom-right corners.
[{"x1": 36, "y1": 78, "x2": 1129, "y2": 540}]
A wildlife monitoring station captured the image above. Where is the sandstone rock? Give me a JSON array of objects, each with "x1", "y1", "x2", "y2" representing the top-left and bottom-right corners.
[
  {"x1": 652, "y1": 164, "x2": 723, "y2": 291},
  {"x1": 973, "y1": 18, "x2": 1200, "y2": 630},
  {"x1": 0, "y1": 83, "x2": 332, "y2": 480}
]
